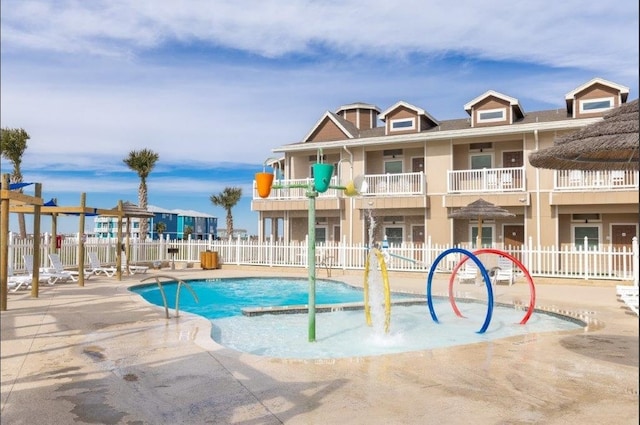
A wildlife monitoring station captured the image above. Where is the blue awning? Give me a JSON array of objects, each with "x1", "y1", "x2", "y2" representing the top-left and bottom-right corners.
[{"x1": 0, "y1": 182, "x2": 34, "y2": 190}]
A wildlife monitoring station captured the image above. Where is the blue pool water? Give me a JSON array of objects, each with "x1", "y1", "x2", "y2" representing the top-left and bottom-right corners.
[
  {"x1": 131, "y1": 277, "x2": 584, "y2": 359},
  {"x1": 132, "y1": 277, "x2": 405, "y2": 319}
]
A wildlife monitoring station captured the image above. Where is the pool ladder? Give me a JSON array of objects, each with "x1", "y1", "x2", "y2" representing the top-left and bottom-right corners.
[{"x1": 139, "y1": 274, "x2": 199, "y2": 319}]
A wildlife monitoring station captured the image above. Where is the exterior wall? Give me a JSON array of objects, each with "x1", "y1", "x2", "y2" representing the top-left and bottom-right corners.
[
  {"x1": 308, "y1": 120, "x2": 347, "y2": 142},
  {"x1": 472, "y1": 97, "x2": 511, "y2": 127},
  {"x1": 384, "y1": 106, "x2": 419, "y2": 135},
  {"x1": 574, "y1": 83, "x2": 622, "y2": 118}
]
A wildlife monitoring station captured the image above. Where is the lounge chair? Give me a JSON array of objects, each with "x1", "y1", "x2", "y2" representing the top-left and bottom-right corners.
[
  {"x1": 23, "y1": 254, "x2": 71, "y2": 285},
  {"x1": 46, "y1": 253, "x2": 91, "y2": 282},
  {"x1": 494, "y1": 256, "x2": 515, "y2": 286},
  {"x1": 616, "y1": 284, "x2": 638, "y2": 297},
  {"x1": 8, "y1": 266, "x2": 32, "y2": 292},
  {"x1": 87, "y1": 252, "x2": 117, "y2": 277},
  {"x1": 123, "y1": 256, "x2": 149, "y2": 275},
  {"x1": 457, "y1": 261, "x2": 478, "y2": 284}
]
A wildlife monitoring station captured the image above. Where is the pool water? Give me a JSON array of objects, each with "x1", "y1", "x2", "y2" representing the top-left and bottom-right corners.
[
  {"x1": 132, "y1": 277, "x2": 412, "y2": 319},
  {"x1": 131, "y1": 277, "x2": 584, "y2": 359}
]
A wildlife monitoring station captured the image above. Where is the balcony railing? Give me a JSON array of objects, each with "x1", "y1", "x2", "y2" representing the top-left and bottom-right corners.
[
  {"x1": 253, "y1": 172, "x2": 425, "y2": 200},
  {"x1": 448, "y1": 167, "x2": 525, "y2": 193},
  {"x1": 554, "y1": 169, "x2": 638, "y2": 190}
]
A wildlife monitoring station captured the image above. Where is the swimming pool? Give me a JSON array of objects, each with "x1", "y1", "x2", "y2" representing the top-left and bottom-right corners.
[{"x1": 131, "y1": 277, "x2": 584, "y2": 359}]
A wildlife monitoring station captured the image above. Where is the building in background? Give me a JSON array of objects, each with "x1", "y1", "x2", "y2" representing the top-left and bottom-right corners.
[
  {"x1": 252, "y1": 77, "x2": 638, "y2": 253},
  {"x1": 93, "y1": 205, "x2": 217, "y2": 240}
]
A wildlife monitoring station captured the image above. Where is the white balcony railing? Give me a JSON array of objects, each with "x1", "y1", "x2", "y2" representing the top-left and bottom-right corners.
[
  {"x1": 447, "y1": 167, "x2": 525, "y2": 193},
  {"x1": 253, "y1": 172, "x2": 425, "y2": 200},
  {"x1": 555, "y1": 169, "x2": 638, "y2": 190}
]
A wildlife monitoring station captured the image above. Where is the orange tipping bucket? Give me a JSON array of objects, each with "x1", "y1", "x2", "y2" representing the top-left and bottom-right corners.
[{"x1": 255, "y1": 172, "x2": 274, "y2": 198}]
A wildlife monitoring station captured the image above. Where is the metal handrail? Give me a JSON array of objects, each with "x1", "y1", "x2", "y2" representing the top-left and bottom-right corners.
[{"x1": 139, "y1": 274, "x2": 199, "y2": 319}]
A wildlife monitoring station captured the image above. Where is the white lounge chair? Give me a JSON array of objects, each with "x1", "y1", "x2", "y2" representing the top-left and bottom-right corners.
[
  {"x1": 457, "y1": 261, "x2": 478, "y2": 284},
  {"x1": 87, "y1": 252, "x2": 117, "y2": 277},
  {"x1": 24, "y1": 254, "x2": 71, "y2": 285},
  {"x1": 8, "y1": 266, "x2": 32, "y2": 292},
  {"x1": 47, "y1": 253, "x2": 91, "y2": 282},
  {"x1": 616, "y1": 284, "x2": 638, "y2": 297},
  {"x1": 123, "y1": 256, "x2": 149, "y2": 275},
  {"x1": 494, "y1": 256, "x2": 515, "y2": 286}
]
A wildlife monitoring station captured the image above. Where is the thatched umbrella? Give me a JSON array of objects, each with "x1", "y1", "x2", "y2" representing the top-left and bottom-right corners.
[
  {"x1": 528, "y1": 99, "x2": 639, "y2": 170},
  {"x1": 448, "y1": 198, "x2": 515, "y2": 247}
]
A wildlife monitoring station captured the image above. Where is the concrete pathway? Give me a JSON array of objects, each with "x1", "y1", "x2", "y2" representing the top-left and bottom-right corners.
[{"x1": 1, "y1": 267, "x2": 638, "y2": 424}]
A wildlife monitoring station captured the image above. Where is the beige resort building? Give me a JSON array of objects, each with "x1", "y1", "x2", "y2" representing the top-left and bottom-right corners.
[{"x1": 251, "y1": 77, "x2": 638, "y2": 252}]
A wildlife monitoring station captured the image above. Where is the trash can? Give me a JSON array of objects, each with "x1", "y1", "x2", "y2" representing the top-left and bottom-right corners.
[{"x1": 200, "y1": 251, "x2": 219, "y2": 270}]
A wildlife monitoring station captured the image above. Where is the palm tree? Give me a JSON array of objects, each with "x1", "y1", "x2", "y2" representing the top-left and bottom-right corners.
[
  {"x1": 1, "y1": 127, "x2": 30, "y2": 238},
  {"x1": 183, "y1": 225, "x2": 193, "y2": 240},
  {"x1": 154, "y1": 221, "x2": 166, "y2": 240},
  {"x1": 210, "y1": 187, "x2": 242, "y2": 239},
  {"x1": 123, "y1": 149, "x2": 159, "y2": 241}
]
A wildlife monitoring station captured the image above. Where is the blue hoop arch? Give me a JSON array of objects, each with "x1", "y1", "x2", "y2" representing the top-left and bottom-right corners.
[{"x1": 426, "y1": 248, "x2": 495, "y2": 334}]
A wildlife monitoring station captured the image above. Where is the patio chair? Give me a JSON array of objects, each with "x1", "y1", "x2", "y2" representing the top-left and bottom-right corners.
[
  {"x1": 47, "y1": 253, "x2": 93, "y2": 281},
  {"x1": 494, "y1": 256, "x2": 515, "y2": 286},
  {"x1": 23, "y1": 254, "x2": 71, "y2": 285},
  {"x1": 123, "y1": 256, "x2": 149, "y2": 275},
  {"x1": 457, "y1": 261, "x2": 478, "y2": 284},
  {"x1": 87, "y1": 252, "x2": 117, "y2": 277}
]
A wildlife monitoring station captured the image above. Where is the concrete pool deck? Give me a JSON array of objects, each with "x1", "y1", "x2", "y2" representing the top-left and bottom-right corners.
[{"x1": 1, "y1": 266, "x2": 638, "y2": 424}]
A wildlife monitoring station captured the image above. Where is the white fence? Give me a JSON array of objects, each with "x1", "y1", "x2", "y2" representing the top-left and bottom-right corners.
[{"x1": 6, "y1": 233, "x2": 639, "y2": 284}]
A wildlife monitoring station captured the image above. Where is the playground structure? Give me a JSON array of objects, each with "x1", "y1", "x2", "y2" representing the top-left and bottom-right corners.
[
  {"x1": 256, "y1": 154, "x2": 536, "y2": 340},
  {"x1": 256, "y1": 151, "x2": 366, "y2": 342}
]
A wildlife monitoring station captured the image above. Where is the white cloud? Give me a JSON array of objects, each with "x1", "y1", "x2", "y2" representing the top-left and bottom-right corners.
[{"x1": 2, "y1": 0, "x2": 637, "y2": 234}]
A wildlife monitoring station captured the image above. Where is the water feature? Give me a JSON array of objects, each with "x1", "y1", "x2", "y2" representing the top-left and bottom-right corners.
[{"x1": 131, "y1": 277, "x2": 583, "y2": 359}]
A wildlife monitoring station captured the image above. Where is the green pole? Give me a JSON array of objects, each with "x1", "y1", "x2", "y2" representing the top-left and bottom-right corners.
[{"x1": 307, "y1": 186, "x2": 317, "y2": 342}]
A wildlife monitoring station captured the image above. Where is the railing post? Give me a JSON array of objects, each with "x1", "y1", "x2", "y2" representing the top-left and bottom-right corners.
[
  {"x1": 633, "y1": 236, "x2": 639, "y2": 287},
  {"x1": 583, "y1": 236, "x2": 589, "y2": 280}
]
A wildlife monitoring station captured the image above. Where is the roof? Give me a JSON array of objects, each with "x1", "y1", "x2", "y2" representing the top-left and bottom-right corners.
[
  {"x1": 379, "y1": 101, "x2": 440, "y2": 126},
  {"x1": 528, "y1": 99, "x2": 639, "y2": 171},
  {"x1": 147, "y1": 204, "x2": 216, "y2": 218},
  {"x1": 565, "y1": 77, "x2": 630, "y2": 100}
]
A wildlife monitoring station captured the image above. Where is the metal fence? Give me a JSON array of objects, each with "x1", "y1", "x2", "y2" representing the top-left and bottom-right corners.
[{"x1": 6, "y1": 232, "x2": 638, "y2": 284}]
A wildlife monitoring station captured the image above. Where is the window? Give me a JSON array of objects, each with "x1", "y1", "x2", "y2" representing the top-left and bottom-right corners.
[
  {"x1": 469, "y1": 142, "x2": 493, "y2": 151},
  {"x1": 573, "y1": 226, "x2": 600, "y2": 249},
  {"x1": 384, "y1": 160, "x2": 402, "y2": 174},
  {"x1": 477, "y1": 108, "x2": 506, "y2": 123},
  {"x1": 572, "y1": 213, "x2": 601, "y2": 223},
  {"x1": 471, "y1": 225, "x2": 494, "y2": 248},
  {"x1": 383, "y1": 149, "x2": 403, "y2": 157},
  {"x1": 315, "y1": 226, "x2": 327, "y2": 243},
  {"x1": 471, "y1": 154, "x2": 492, "y2": 169},
  {"x1": 384, "y1": 227, "x2": 404, "y2": 245},
  {"x1": 579, "y1": 97, "x2": 613, "y2": 113},
  {"x1": 390, "y1": 118, "x2": 415, "y2": 131},
  {"x1": 383, "y1": 216, "x2": 403, "y2": 223}
]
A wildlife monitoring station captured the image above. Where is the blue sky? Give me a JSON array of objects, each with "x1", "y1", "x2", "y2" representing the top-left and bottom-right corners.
[{"x1": 1, "y1": 0, "x2": 638, "y2": 235}]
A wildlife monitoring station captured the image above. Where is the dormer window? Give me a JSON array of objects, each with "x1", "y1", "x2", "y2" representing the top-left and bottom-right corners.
[
  {"x1": 477, "y1": 108, "x2": 506, "y2": 123},
  {"x1": 390, "y1": 118, "x2": 415, "y2": 131},
  {"x1": 579, "y1": 97, "x2": 613, "y2": 114}
]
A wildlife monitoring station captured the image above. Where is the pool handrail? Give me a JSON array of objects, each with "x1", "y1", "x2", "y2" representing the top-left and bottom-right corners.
[{"x1": 139, "y1": 274, "x2": 199, "y2": 319}]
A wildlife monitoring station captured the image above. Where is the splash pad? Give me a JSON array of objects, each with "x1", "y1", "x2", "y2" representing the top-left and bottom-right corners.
[{"x1": 256, "y1": 151, "x2": 537, "y2": 341}]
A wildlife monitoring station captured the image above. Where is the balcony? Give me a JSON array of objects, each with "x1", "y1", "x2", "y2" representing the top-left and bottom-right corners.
[
  {"x1": 252, "y1": 172, "x2": 425, "y2": 200},
  {"x1": 447, "y1": 167, "x2": 525, "y2": 194},
  {"x1": 554, "y1": 170, "x2": 638, "y2": 191}
]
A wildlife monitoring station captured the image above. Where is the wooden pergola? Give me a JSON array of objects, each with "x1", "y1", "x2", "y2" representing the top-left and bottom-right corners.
[
  {"x1": 1, "y1": 173, "x2": 43, "y2": 310},
  {"x1": 1, "y1": 172, "x2": 153, "y2": 311},
  {"x1": 9, "y1": 195, "x2": 127, "y2": 285}
]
